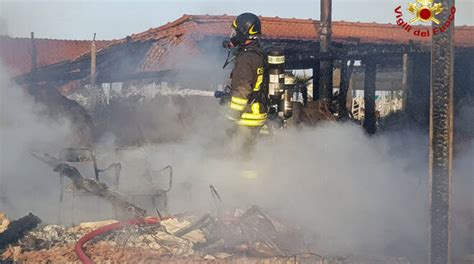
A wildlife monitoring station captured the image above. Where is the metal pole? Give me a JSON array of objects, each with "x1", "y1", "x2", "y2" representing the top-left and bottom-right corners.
[
  {"x1": 319, "y1": 0, "x2": 333, "y2": 104},
  {"x1": 363, "y1": 59, "x2": 376, "y2": 134},
  {"x1": 429, "y1": 0, "x2": 454, "y2": 263},
  {"x1": 90, "y1": 33, "x2": 97, "y2": 109},
  {"x1": 30, "y1": 32, "x2": 37, "y2": 73},
  {"x1": 90, "y1": 33, "x2": 97, "y2": 87}
]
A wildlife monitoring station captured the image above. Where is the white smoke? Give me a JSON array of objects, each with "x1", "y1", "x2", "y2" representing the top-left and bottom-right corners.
[{"x1": 0, "y1": 63, "x2": 76, "y2": 222}]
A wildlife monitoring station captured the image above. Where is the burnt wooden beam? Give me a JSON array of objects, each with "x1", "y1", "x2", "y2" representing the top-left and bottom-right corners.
[
  {"x1": 404, "y1": 53, "x2": 430, "y2": 126},
  {"x1": 16, "y1": 70, "x2": 86, "y2": 84},
  {"x1": 403, "y1": 53, "x2": 416, "y2": 116},
  {"x1": 338, "y1": 59, "x2": 354, "y2": 118},
  {"x1": 363, "y1": 59, "x2": 376, "y2": 134},
  {"x1": 401, "y1": 53, "x2": 409, "y2": 110},
  {"x1": 429, "y1": 0, "x2": 455, "y2": 262},
  {"x1": 54, "y1": 163, "x2": 146, "y2": 217},
  {"x1": 312, "y1": 60, "x2": 320, "y2": 100},
  {"x1": 32, "y1": 152, "x2": 147, "y2": 217},
  {"x1": 0, "y1": 213, "x2": 41, "y2": 250}
]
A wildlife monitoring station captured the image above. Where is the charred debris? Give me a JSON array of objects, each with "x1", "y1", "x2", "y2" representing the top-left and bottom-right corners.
[
  {"x1": 0, "y1": 149, "x2": 319, "y2": 263},
  {"x1": 0, "y1": 146, "x2": 419, "y2": 263}
]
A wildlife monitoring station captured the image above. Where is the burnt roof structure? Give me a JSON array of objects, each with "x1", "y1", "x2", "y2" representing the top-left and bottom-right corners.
[{"x1": 10, "y1": 15, "x2": 474, "y2": 85}]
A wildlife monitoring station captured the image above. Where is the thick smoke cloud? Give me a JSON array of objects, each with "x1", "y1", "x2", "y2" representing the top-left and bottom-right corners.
[
  {"x1": 101, "y1": 102, "x2": 471, "y2": 261},
  {"x1": 1, "y1": 41, "x2": 472, "y2": 263},
  {"x1": 120, "y1": 122, "x2": 429, "y2": 260}
]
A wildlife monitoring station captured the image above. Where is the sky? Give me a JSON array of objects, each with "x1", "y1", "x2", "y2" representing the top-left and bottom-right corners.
[{"x1": 0, "y1": 0, "x2": 473, "y2": 40}]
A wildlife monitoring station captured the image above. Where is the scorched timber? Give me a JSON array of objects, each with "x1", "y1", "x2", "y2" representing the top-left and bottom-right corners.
[
  {"x1": 0, "y1": 213, "x2": 41, "y2": 250},
  {"x1": 32, "y1": 153, "x2": 146, "y2": 217}
]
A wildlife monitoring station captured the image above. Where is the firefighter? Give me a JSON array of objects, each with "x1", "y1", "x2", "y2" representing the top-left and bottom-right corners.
[{"x1": 224, "y1": 13, "x2": 268, "y2": 153}]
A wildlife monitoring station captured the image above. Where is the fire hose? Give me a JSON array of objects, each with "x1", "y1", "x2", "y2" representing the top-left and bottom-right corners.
[{"x1": 75, "y1": 216, "x2": 169, "y2": 264}]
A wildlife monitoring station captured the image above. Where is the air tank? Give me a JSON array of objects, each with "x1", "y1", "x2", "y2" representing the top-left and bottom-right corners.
[{"x1": 267, "y1": 48, "x2": 285, "y2": 101}]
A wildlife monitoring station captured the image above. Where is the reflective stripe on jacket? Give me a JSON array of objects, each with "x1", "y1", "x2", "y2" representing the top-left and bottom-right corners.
[{"x1": 227, "y1": 46, "x2": 267, "y2": 127}]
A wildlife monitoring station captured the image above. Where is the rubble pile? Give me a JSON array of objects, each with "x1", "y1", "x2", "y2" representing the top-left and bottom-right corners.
[
  {"x1": 0, "y1": 153, "x2": 434, "y2": 263},
  {"x1": 0, "y1": 210, "x2": 426, "y2": 263},
  {"x1": 0, "y1": 207, "x2": 323, "y2": 263}
]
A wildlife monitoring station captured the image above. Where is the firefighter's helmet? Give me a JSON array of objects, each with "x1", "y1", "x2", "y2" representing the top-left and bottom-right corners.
[{"x1": 229, "y1": 13, "x2": 261, "y2": 47}]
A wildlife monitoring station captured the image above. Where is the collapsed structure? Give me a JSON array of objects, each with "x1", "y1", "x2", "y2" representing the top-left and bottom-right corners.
[
  {"x1": 2, "y1": 15, "x2": 474, "y2": 133},
  {"x1": 1, "y1": 14, "x2": 474, "y2": 263}
]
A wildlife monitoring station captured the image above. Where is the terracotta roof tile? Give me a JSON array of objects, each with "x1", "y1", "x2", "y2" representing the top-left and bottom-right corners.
[{"x1": 0, "y1": 36, "x2": 112, "y2": 76}]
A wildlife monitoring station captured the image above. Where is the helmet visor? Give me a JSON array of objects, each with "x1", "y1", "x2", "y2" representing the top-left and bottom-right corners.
[
  {"x1": 229, "y1": 28, "x2": 243, "y2": 47},
  {"x1": 229, "y1": 28, "x2": 237, "y2": 39}
]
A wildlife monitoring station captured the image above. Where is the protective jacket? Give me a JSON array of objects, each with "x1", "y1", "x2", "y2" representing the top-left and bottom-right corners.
[{"x1": 227, "y1": 44, "x2": 267, "y2": 127}]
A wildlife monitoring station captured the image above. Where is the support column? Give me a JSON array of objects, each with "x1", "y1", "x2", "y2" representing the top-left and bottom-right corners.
[
  {"x1": 312, "y1": 60, "x2": 320, "y2": 101},
  {"x1": 401, "y1": 53, "x2": 409, "y2": 111},
  {"x1": 30, "y1": 32, "x2": 37, "y2": 73},
  {"x1": 90, "y1": 33, "x2": 97, "y2": 87},
  {"x1": 319, "y1": 0, "x2": 333, "y2": 104},
  {"x1": 429, "y1": 0, "x2": 454, "y2": 262},
  {"x1": 90, "y1": 33, "x2": 97, "y2": 109},
  {"x1": 363, "y1": 59, "x2": 376, "y2": 134},
  {"x1": 338, "y1": 59, "x2": 354, "y2": 119},
  {"x1": 405, "y1": 53, "x2": 430, "y2": 126},
  {"x1": 347, "y1": 74, "x2": 354, "y2": 116},
  {"x1": 28, "y1": 32, "x2": 38, "y2": 93},
  {"x1": 470, "y1": 55, "x2": 474, "y2": 95}
]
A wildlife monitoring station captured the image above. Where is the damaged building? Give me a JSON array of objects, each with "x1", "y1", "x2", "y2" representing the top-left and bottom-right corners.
[
  {"x1": 2, "y1": 15, "x2": 474, "y2": 138},
  {"x1": 1, "y1": 13, "x2": 474, "y2": 263}
]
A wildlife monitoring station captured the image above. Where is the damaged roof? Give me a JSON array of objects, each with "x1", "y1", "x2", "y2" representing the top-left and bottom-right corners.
[
  {"x1": 75, "y1": 14, "x2": 474, "y2": 70},
  {"x1": 0, "y1": 36, "x2": 112, "y2": 76},
  {"x1": 13, "y1": 15, "x2": 474, "y2": 83},
  {"x1": 113, "y1": 14, "x2": 474, "y2": 46}
]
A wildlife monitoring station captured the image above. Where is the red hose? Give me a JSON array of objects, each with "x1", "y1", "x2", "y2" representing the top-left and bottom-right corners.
[{"x1": 75, "y1": 217, "x2": 169, "y2": 264}]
